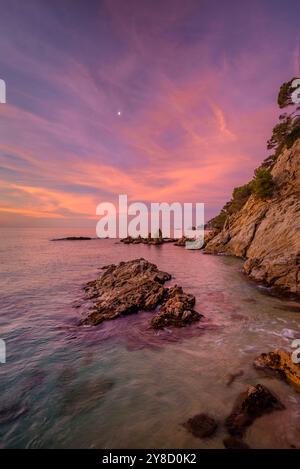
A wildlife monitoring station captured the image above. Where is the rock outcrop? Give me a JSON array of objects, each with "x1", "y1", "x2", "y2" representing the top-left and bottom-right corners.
[
  {"x1": 80, "y1": 258, "x2": 202, "y2": 328},
  {"x1": 254, "y1": 349, "x2": 300, "y2": 388},
  {"x1": 120, "y1": 231, "x2": 177, "y2": 246},
  {"x1": 150, "y1": 285, "x2": 202, "y2": 329},
  {"x1": 174, "y1": 236, "x2": 194, "y2": 247},
  {"x1": 205, "y1": 138, "x2": 300, "y2": 294},
  {"x1": 225, "y1": 384, "x2": 285, "y2": 437},
  {"x1": 121, "y1": 235, "x2": 163, "y2": 245}
]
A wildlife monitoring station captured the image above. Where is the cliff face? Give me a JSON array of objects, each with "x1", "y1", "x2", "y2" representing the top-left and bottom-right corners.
[{"x1": 205, "y1": 138, "x2": 300, "y2": 294}]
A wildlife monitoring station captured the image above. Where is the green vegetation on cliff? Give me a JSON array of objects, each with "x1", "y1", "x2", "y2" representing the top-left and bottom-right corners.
[
  {"x1": 251, "y1": 168, "x2": 275, "y2": 198},
  {"x1": 268, "y1": 77, "x2": 300, "y2": 154},
  {"x1": 209, "y1": 171, "x2": 274, "y2": 230},
  {"x1": 209, "y1": 78, "x2": 299, "y2": 231},
  {"x1": 209, "y1": 183, "x2": 252, "y2": 230}
]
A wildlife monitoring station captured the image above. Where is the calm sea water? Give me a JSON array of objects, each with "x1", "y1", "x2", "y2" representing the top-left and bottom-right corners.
[{"x1": 1, "y1": 227, "x2": 300, "y2": 449}]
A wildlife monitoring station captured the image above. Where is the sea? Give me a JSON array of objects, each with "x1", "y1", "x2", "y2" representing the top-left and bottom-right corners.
[{"x1": 1, "y1": 227, "x2": 300, "y2": 448}]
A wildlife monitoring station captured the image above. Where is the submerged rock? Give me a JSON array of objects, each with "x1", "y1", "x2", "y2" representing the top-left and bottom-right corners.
[
  {"x1": 254, "y1": 349, "x2": 300, "y2": 388},
  {"x1": 225, "y1": 384, "x2": 285, "y2": 437},
  {"x1": 0, "y1": 402, "x2": 28, "y2": 425},
  {"x1": 150, "y1": 286, "x2": 202, "y2": 329},
  {"x1": 61, "y1": 378, "x2": 114, "y2": 415},
  {"x1": 80, "y1": 258, "x2": 202, "y2": 329},
  {"x1": 223, "y1": 436, "x2": 250, "y2": 449},
  {"x1": 183, "y1": 413, "x2": 218, "y2": 439},
  {"x1": 226, "y1": 370, "x2": 244, "y2": 387}
]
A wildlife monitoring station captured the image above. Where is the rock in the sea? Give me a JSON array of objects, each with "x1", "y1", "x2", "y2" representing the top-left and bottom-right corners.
[
  {"x1": 163, "y1": 238, "x2": 177, "y2": 243},
  {"x1": 80, "y1": 258, "x2": 202, "y2": 328},
  {"x1": 82, "y1": 259, "x2": 169, "y2": 324},
  {"x1": 174, "y1": 236, "x2": 186, "y2": 247},
  {"x1": 174, "y1": 236, "x2": 195, "y2": 247},
  {"x1": 120, "y1": 233, "x2": 164, "y2": 245},
  {"x1": 183, "y1": 413, "x2": 218, "y2": 439},
  {"x1": 52, "y1": 236, "x2": 92, "y2": 241},
  {"x1": 254, "y1": 349, "x2": 300, "y2": 388},
  {"x1": 205, "y1": 138, "x2": 300, "y2": 294},
  {"x1": 225, "y1": 384, "x2": 285, "y2": 437},
  {"x1": 150, "y1": 285, "x2": 202, "y2": 329},
  {"x1": 223, "y1": 436, "x2": 250, "y2": 449}
]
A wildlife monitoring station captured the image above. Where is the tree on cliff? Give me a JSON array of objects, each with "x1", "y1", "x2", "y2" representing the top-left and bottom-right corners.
[
  {"x1": 268, "y1": 78, "x2": 300, "y2": 154},
  {"x1": 209, "y1": 183, "x2": 252, "y2": 230},
  {"x1": 208, "y1": 78, "x2": 299, "y2": 232},
  {"x1": 251, "y1": 168, "x2": 274, "y2": 198},
  {"x1": 277, "y1": 77, "x2": 300, "y2": 108}
]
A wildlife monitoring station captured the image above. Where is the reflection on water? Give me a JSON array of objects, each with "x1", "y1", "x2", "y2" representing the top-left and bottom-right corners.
[{"x1": 1, "y1": 227, "x2": 300, "y2": 448}]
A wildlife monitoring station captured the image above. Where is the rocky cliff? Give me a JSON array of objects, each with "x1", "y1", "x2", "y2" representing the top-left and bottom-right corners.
[{"x1": 205, "y1": 137, "x2": 300, "y2": 294}]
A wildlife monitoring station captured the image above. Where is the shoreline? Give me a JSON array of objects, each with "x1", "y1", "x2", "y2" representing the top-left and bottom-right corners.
[{"x1": 50, "y1": 232, "x2": 300, "y2": 302}]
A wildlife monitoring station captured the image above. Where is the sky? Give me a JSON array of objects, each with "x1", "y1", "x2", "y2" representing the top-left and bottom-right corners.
[{"x1": 0, "y1": 0, "x2": 299, "y2": 228}]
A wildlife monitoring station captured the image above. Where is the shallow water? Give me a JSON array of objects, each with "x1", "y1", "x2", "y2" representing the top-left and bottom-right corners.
[{"x1": 1, "y1": 227, "x2": 300, "y2": 449}]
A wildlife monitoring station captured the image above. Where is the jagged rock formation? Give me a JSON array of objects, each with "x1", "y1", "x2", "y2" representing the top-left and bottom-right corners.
[
  {"x1": 174, "y1": 236, "x2": 194, "y2": 247},
  {"x1": 254, "y1": 349, "x2": 300, "y2": 388},
  {"x1": 205, "y1": 138, "x2": 300, "y2": 294},
  {"x1": 80, "y1": 258, "x2": 202, "y2": 328},
  {"x1": 120, "y1": 233, "x2": 177, "y2": 245},
  {"x1": 225, "y1": 384, "x2": 285, "y2": 437},
  {"x1": 150, "y1": 285, "x2": 201, "y2": 329}
]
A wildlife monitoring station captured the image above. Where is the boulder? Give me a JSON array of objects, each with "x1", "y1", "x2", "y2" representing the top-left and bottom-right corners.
[
  {"x1": 81, "y1": 259, "x2": 169, "y2": 325},
  {"x1": 80, "y1": 259, "x2": 202, "y2": 328},
  {"x1": 254, "y1": 349, "x2": 300, "y2": 388},
  {"x1": 150, "y1": 285, "x2": 202, "y2": 329},
  {"x1": 183, "y1": 413, "x2": 218, "y2": 439},
  {"x1": 174, "y1": 236, "x2": 194, "y2": 247},
  {"x1": 225, "y1": 384, "x2": 285, "y2": 437}
]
